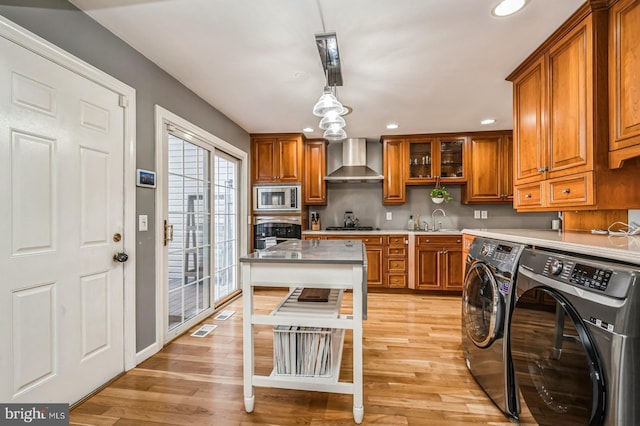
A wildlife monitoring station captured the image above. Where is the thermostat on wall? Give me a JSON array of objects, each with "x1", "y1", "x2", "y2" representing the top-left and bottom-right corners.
[{"x1": 136, "y1": 169, "x2": 156, "y2": 188}]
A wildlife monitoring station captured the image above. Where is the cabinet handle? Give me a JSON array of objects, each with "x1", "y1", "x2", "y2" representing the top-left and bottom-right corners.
[
  {"x1": 525, "y1": 193, "x2": 532, "y2": 199},
  {"x1": 562, "y1": 188, "x2": 570, "y2": 194},
  {"x1": 538, "y1": 166, "x2": 548, "y2": 173},
  {"x1": 457, "y1": 240, "x2": 461, "y2": 243},
  {"x1": 364, "y1": 238, "x2": 369, "y2": 242},
  {"x1": 394, "y1": 249, "x2": 399, "y2": 254}
]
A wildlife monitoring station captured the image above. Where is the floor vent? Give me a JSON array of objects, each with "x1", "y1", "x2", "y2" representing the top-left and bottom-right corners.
[
  {"x1": 190, "y1": 324, "x2": 217, "y2": 338},
  {"x1": 214, "y1": 310, "x2": 235, "y2": 321}
]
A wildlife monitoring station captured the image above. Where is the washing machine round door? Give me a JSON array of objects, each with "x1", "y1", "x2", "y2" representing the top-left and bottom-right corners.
[
  {"x1": 511, "y1": 288, "x2": 605, "y2": 426},
  {"x1": 462, "y1": 262, "x2": 503, "y2": 348}
]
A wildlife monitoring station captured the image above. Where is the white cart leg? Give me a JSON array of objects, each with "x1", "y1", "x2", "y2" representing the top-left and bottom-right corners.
[
  {"x1": 244, "y1": 395, "x2": 255, "y2": 413},
  {"x1": 242, "y1": 265, "x2": 255, "y2": 413},
  {"x1": 353, "y1": 406, "x2": 364, "y2": 424}
]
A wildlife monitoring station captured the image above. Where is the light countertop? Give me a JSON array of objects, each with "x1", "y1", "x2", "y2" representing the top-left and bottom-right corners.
[
  {"x1": 302, "y1": 229, "x2": 462, "y2": 236},
  {"x1": 461, "y1": 228, "x2": 640, "y2": 265},
  {"x1": 240, "y1": 239, "x2": 366, "y2": 264}
]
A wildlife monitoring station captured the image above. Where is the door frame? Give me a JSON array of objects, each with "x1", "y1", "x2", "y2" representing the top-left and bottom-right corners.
[
  {"x1": 0, "y1": 17, "x2": 137, "y2": 370},
  {"x1": 154, "y1": 106, "x2": 248, "y2": 347}
]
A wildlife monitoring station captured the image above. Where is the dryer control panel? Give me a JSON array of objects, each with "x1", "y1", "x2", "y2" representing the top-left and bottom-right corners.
[{"x1": 522, "y1": 249, "x2": 637, "y2": 300}]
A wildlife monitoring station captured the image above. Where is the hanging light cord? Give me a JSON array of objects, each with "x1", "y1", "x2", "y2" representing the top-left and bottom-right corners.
[{"x1": 316, "y1": 0, "x2": 327, "y2": 33}]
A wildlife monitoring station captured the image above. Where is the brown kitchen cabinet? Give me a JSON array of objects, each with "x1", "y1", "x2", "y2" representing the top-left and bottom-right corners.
[
  {"x1": 385, "y1": 235, "x2": 408, "y2": 288},
  {"x1": 510, "y1": 14, "x2": 595, "y2": 203},
  {"x1": 462, "y1": 131, "x2": 513, "y2": 204},
  {"x1": 381, "y1": 138, "x2": 406, "y2": 204},
  {"x1": 387, "y1": 135, "x2": 467, "y2": 185},
  {"x1": 508, "y1": 3, "x2": 640, "y2": 211},
  {"x1": 319, "y1": 234, "x2": 385, "y2": 288},
  {"x1": 303, "y1": 139, "x2": 327, "y2": 204},
  {"x1": 609, "y1": 0, "x2": 640, "y2": 167},
  {"x1": 251, "y1": 133, "x2": 303, "y2": 183},
  {"x1": 414, "y1": 235, "x2": 463, "y2": 291},
  {"x1": 461, "y1": 234, "x2": 475, "y2": 280}
]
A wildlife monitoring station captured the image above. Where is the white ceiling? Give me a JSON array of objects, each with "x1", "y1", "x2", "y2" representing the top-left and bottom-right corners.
[{"x1": 70, "y1": 0, "x2": 584, "y2": 140}]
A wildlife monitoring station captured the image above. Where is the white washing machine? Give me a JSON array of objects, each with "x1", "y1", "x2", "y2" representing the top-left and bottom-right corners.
[{"x1": 461, "y1": 237, "x2": 526, "y2": 420}]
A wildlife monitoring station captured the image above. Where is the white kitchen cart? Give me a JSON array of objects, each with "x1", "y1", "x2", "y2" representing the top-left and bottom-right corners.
[{"x1": 240, "y1": 240, "x2": 366, "y2": 423}]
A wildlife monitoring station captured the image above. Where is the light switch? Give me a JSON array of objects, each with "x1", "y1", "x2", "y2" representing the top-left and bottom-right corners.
[
  {"x1": 386, "y1": 212, "x2": 393, "y2": 220},
  {"x1": 474, "y1": 210, "x2": 481, "y2": 219},
  {"x1": 139, "y1": 215, "x2": 148, "y2": 232},
  {"x1": 481, "y1": 210, "x2": 488, "y2": 219}
]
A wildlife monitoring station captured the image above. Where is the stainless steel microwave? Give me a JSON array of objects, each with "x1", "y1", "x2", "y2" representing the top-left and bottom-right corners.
[{"x1": 253, "y1": 184, "x2": 301, "y2": 212}]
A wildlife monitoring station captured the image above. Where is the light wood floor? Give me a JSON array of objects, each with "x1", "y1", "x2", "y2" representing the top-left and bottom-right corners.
[{"x1": 70, "y1": 290, "x2": 527, "y2": 425}]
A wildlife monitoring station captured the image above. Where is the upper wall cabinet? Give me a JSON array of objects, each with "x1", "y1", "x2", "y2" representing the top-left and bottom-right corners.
[
  {"x1": 404, "y1": 136, "x2": 467, "y2": 185},
  {"x1": 251, "y1": 133, "x2": 303, "y2": 183},
  {"x1": 381, "y1": 138, "x2": 406, "y2": 204},
  {"x1": 609, "y1": 0, "x2": 640, "y2": 167},
  {"x1": 303, "y1": 139, "x2": 327, "y2": 205},
  {"x1": 507, "y1": 2, "x2": 640, "y2": 211},
  {"x1": 462, "y1": 131, "x2": 513, "y2": 204}
]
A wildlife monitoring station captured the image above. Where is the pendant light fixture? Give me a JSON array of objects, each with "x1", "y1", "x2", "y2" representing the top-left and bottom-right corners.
[
  {"x1": 313, "y1": 3, "x2": 348, "y2": 141},
  {"x1": 312, "y1": 86, "x2": 344, "y2": 117}
]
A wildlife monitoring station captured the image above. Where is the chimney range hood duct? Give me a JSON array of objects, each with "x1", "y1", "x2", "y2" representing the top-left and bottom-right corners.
[{"x1": 324, "y1": 138, "x2": 384, "y2": 183}]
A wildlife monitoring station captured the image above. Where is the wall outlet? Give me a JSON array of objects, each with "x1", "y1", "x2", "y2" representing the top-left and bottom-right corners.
[
  {"x1": 474, "y1": 210, "x2": 481, "y2": 219},
  {"x1": 481, "y1": 210, "x2": 488, "y2": 219},
  {"x1": 386, "y1": 212, "x2": 393, "y2": 220}
]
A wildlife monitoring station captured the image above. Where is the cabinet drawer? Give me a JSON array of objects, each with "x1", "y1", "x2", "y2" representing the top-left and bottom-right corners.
[
  {"x1": 386, "y1": 235, "x2": 407, "y2": 246},
  {"x1": 416, "y1": 235, "x2": 462, "y2": 246},
  {"x1": 387, "y1": 246, "x2": 407, "y2": 257},
  {"x1": 514, "y1": 182, "x2": 543, "y2": 208},
  {"x1": 387, "y1": 274, "x2": 406, "y2": 288},
  {"x1": 325, "y1": 235, "x2": 384, "y2": 246},
  {"x1": 547, "y1": 172, "x2": 593, "y2": 207},
  {"x1": 387, "y1": 258, "x2": 406, "y2": 272}
]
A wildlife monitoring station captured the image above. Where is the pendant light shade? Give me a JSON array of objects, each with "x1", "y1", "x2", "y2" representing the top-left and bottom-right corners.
[
  {"x1": 323, "y1": 124, "x2": 347, "y2": 141},
  {"x1": 319, "y1": 111, "x2": 346, "y2": 130},
  {"x1": 312, "y1": 86, "x2": 344, "y2": 117}
]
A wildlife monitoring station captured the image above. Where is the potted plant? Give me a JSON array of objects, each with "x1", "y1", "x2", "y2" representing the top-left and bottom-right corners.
[{"x1": 430, "y1": 186, "x2": 453, "y2": 204}]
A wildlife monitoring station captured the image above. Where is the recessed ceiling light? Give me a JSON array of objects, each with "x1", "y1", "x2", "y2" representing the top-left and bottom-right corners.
[
  {"x1": 492, "y1": 0, "x2": 528, "y2": 17},
  {"x1": 303, "y1": 127, "x2": 314, "y2": 133},
  {"x1": 481, "y1": 119, "x2": 496, "y2": 125},
  {"x1": 386, "y1": 123, "x2": 399, "y2": 129}
]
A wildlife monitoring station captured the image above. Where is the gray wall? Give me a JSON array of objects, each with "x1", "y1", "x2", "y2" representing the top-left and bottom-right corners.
[{"x1": 0, "y1": 0, "x2": 250, "y2": 352}]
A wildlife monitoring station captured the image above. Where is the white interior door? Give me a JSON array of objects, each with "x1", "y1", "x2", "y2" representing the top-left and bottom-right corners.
[{"x1": 0, "y1": 34, "x2": 126, "y2": 403}]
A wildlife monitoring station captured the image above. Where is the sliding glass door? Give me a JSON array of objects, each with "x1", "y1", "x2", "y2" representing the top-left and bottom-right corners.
[
  {"x1": 213, "y1": 152, "x2": 240, "y2": 302},
  {"x1": 164, "y1": 129, "x2": 241, "y2": 340},
  {"x1": 166, "y1": 132, "x2": 212, "y2": 333}
]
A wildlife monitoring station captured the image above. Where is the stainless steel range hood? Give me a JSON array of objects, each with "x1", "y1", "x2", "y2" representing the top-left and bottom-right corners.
[{"x1": 324, "y1": 138, "x2": 384, "y2": 183}]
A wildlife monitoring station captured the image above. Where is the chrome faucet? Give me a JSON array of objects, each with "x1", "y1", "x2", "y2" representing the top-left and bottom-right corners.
[{"x1": 431, "y1": 208, "x2": 446, "y2": 231}]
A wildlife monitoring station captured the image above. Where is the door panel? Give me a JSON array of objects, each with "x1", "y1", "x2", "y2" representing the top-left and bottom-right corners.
[{"x1": 1, "y1": 35, "x2": 125, "y2": 403}]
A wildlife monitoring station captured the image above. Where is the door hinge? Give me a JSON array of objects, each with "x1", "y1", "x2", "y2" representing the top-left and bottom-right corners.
[{"x1": 119, "y1": 94, "x2": 129, "y2": 108}]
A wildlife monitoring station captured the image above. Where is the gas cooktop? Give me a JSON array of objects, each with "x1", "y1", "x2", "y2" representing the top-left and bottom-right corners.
[{"x1": 325, "y1": 226, "x2": 375, "y2": 231}]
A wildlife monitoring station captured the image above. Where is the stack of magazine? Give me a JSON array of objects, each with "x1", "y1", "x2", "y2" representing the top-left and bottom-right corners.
[{"x1": 273, "y1": 326, "x2": 333, "y2": 377}]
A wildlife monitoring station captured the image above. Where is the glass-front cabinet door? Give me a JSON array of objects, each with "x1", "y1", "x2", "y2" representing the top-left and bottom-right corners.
[
  {"x1": 439, "y1": 138, "x2": 466, "y2": 182},
  {"x1": 406, "y1": 137, "x2": 466, "y2": 184},
  {"x1": 407, "y1": 138, "x2": 434, "y2": 182}
]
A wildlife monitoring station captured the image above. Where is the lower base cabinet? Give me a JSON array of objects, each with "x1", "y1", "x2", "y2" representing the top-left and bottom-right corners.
[
  {"x1": 414, "y1": 235, "x2": 463, "y2": 291},
  {"x1": 303, "y1": 233, "x2": 463, "y2": 291}
]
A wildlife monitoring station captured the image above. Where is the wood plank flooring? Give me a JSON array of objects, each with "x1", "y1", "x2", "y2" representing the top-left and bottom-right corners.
[{"x1": 70, "y1": 290, "x2": 530, "y2": 425}]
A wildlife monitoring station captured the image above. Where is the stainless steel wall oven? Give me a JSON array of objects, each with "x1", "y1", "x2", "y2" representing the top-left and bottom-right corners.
[{"x1": 253, "y1": 216, "x2": 302, "y2": 250}]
